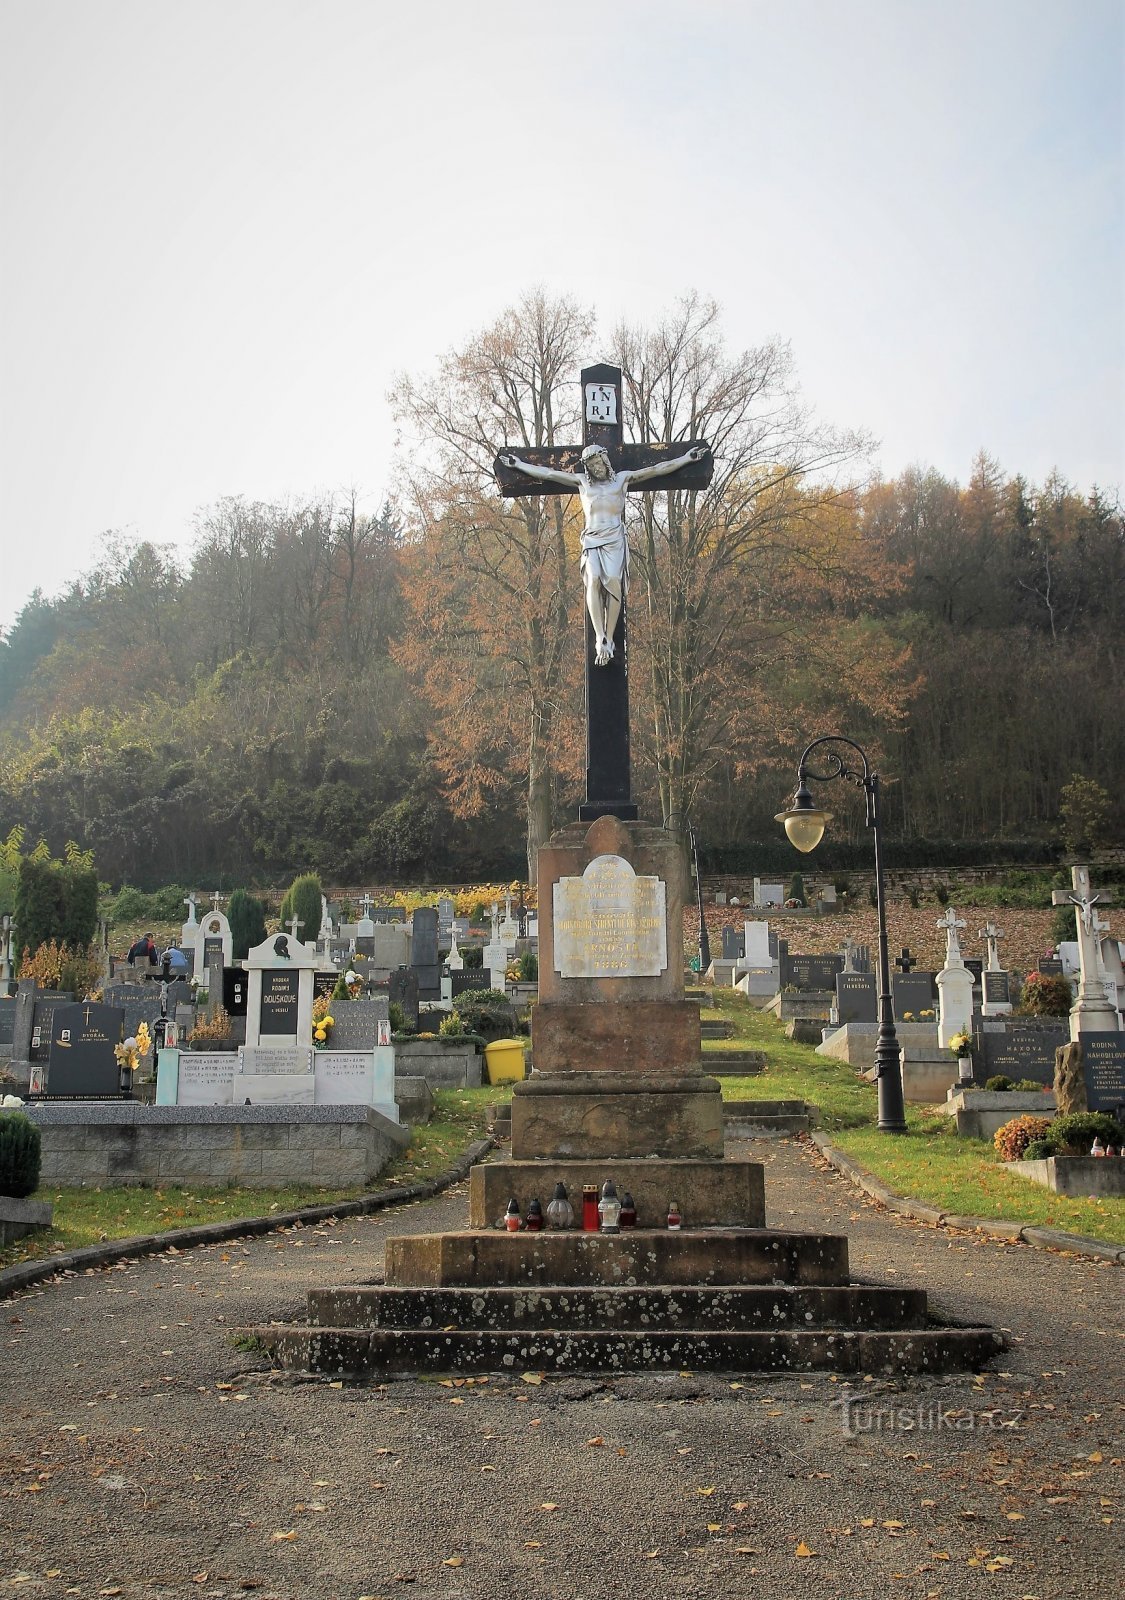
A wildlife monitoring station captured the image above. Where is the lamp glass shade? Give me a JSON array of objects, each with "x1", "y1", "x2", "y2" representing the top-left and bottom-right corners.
[{"x1": 775, "y1": 806, "x2": 832, "y2": 853}]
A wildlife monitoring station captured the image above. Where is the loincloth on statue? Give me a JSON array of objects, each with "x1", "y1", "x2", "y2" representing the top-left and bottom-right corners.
[{"x1": 580, "y1": 522, "x2": 629, "y2": 593}]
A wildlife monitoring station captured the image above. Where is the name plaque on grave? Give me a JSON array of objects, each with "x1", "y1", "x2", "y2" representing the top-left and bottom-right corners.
[
  {"x1": 178, "y1": 1052, "x2": 237, "y2": 1105},
  {"x1": 1078, "y1": 1034, "x2": 1125, "y2": 1112},
  {"x1": 553, "y1": 854, "x2": 667, "y2": 979},
  {"x1": 314, "y1": 1051, "x2": 374, "y2": 1104},
  {"x1": 835, "y1": 971, "x2": 878, "y2": 1025},
  {"x1": 239, "y1": 1044, "x2": 314, "y2": 1075},
  {"x1": 260, "y1": 970, "x2": 299, "y2": 1036},
  {"x1": 780, "y1": 953, "x2": 843, "y2": 992},
  {"x1": 973, "y1": 1023, "x2": 1068, "y2": 1087},
  {"x1": 892, "y1": 972, "x2": 937, "y2": 1019},
  {"x1": 983, "y1": 971, "x2": 1011, "y2": 1005}
]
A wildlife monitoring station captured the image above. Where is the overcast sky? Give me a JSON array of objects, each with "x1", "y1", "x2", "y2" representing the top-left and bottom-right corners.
[{"x1": 1, "y1": 0, "x2": 1122, "y2": 630}]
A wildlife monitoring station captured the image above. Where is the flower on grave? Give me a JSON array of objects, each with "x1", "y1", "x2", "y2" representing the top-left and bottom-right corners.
[
  {"x1": 114, "y1": 1036, "x2": 141, "y2": 1073},
  {"x1": 134, "y1": 1021, "x2": 152, "y2": 1060},
  {"x1": 311, "y1": 995, "x2": 335, "y2": 1048},
  {"x1": 948, "y1": 1030, "x2": 972, "y2": 1058},
  {"x1": 901, "y1": 1011, "x2": 915, "y2": 1021},
  {"x1": 919, "y1": 1009, "x2": 935, "y2": 1021}
]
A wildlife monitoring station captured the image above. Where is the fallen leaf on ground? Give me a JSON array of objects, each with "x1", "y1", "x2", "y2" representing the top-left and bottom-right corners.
[
  {"x1": 794, "y1": 1542, "x2": 816, "y2": 1558},
  {"x1": 270, "y1": 1530, "x2": 297, "y2": 1542}
]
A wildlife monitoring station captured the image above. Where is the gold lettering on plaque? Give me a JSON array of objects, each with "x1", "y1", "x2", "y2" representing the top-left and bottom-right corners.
[{"x1": 553, "y1": 854, "x2": 667, "y2": 979}]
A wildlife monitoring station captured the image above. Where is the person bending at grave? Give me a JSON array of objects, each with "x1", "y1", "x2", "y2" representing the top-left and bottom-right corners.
[
  {"x1": 127, "y1": 931, "x2": 159, "y2": 966},
  {"x1": 498, "y1": 441, "x2": 707, "y2": 666}
]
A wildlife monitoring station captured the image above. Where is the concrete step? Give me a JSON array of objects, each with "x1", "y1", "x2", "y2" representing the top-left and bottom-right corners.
[
  {"x1": 256, "y1": 1322, "x2": 1007, "y2": 1378},
  {"x1": 723, "y1": 1100, "x2": 812, "y2": 1137},
  {"x1": 700, "y1": 1050, "x2": 767, "y2": 1075},
  {"x1": 385, "y1": 1227, "x2": 850, "y2": 1288},
  {"x1": 306, "y1": 1282, "x2": 929, "y2": 1332},
  {"x1": 701, "y1": 1017, "x2": 736, "y2": 1039}
]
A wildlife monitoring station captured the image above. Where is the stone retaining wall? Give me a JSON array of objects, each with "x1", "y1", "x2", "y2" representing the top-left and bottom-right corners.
[{"x1": 21, "y1": 1103, "x2": 410, "y2": 1188}]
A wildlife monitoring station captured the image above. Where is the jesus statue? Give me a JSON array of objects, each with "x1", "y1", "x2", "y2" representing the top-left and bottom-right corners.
[{"x1": 497, "y1": 441, "x2": 708, "y2": 665}]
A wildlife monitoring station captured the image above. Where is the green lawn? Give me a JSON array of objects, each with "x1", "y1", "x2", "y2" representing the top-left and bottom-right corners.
[
  {"x1": 703, "y1": 988, "x2": 1125, "y2": 1246},
  {"x1": 1, "y1": 1086, "x2": 497, "y2": 1269}
]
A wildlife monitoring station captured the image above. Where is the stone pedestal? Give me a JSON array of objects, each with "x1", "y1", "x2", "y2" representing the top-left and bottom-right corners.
[{"x1": 937, "y1": 965, "x2": 974, "y2": 1048}]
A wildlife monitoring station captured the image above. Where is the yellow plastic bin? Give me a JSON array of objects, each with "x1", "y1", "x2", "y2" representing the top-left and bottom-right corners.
[{"x1": 484, "y1": 1038, "x2": 527, "y2": 1085}]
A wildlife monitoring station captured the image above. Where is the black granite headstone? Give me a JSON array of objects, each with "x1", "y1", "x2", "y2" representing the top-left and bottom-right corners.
[
  {"x1": 779, "y1": 952, "x2": 843, "y2": 991},
  {"x1": 835, "y1": 971, "x2": 878, "y2": 1024},
  {"x1": 203, "y1": 935, "x2": 224, "y2": 965},
  {"x1": 389, "y1": 968, "x2": 419, "y2": 1029},
  {"x1": 30, "y1": 999, "x2": 71, "y2": 1063},
  {"x1": 411, "y1": 908, "x2": 441, "y2": 1001},
  {"x1": 720, "y1": 925, "x2": 741, "y2": 961},
  {"x1": 314, "y1": 971, "x2": 339, "y2": 1000},
  {"x1": 983, "y1": 971, "x2": 1011, "y2": 1006},
  {"x1": 329, "y1": 999, "x2": 388, "y2": 1051},
  {"x1": 451, "y1": 968, "x2": 495, "y2": 998},
  {"x1": 972, "y1": 1020, "x2": 1069, "y2": 1087},
  {"x1": 0, "y1": 1004, "x2": 16, "y2": 1047},
  {"x1": 964, "y1": 957, "x2": 984, "y2": 986},
  {"x1": 1079, "y1": 1034, "x2": 1125, "y2": 1114},
  {"x1": 222, "y1": 968, "x2": 249, "y2": 1017},
  {"x1": 259, "y1": 970, "x2": 299, "y2": 1037},
  {"x1": 892, "y1": 972, "x2": 938, "y2": 1020},
  {"x1": 43, "y1": 1001, "x2": 124, "y2": 1098},
  {"x1": 1037, "y1": 957, "x2": 1064, "y2": 977}
]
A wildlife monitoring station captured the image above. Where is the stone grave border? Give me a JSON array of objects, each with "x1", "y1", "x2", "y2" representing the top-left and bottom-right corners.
[{"x1": 0, "y1": 1134, "x2": 493, "y2": 1302}]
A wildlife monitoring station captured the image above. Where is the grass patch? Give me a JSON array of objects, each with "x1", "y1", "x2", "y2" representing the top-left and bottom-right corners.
[
  {"x1": 0, "y1": 1085, "x2": 501, "y2": 1271},
  {"x1": 703, "y1": 988, "x2": 1125, "y2": 1245}
]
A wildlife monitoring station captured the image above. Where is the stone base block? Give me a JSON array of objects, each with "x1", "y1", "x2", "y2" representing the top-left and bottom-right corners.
[
  {"x1": 468, "y1": 1157, "x2": 764, "y2": 1229},
  {"x1": 1010, "y1": 1155, "x2": 1125, "y2": 1196},
  {"x1": 510, "y1": 1073, "x2": 723, "y2": 1159},
  {"x1": 386, "y1": 1227, "x2": 850, "y2": 1289},
  {"x1": 0, "y1": 1194, "x2": 53, "y2": 1246},
  {"x1": 531, "y1": 999, "x2": 700, "y2": 1076}
]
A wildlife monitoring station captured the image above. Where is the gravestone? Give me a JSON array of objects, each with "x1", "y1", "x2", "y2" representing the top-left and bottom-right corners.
[
  {"x1": 964, "y1": 957, "x2": 984, "y2": 986},
  {"x1": 194, "y1": 910, "x2": 232, "y2": 974},
  {"x1": 313, "y1": 971, "x2": 339, "y2": 1001},
  {"x1": 835, "y1": 971, "x2": 878, "y2": 1025},
  {"x1": 29, "y1": 997, "x2": 72, "y2": 1065},
  {"x1": 44, "y1": 1002, "x2": 124, "y2": 1098},
  {"x1": 892, "y1": 971, "x2": 937, "y2": 1019},
  {"x1": 222, "y1": 968, "x2": 250, "y2": 1017},
  {"x1": 328, "y1": 999, "x2": 390, "y2": 1053},
  {"x1": 389, "y1": 968, "x2": 419, "y2": 1029},
  {"x1": 1079, "y1": 1034, "x2": 1125, "y2": 1113},
  {"x1": 451, "y1": 968, "x2": 495, "y2": 998},
  {"x1": 411, "y1": 907, "x2": 441, "y2": 1000},
  {"x1": 720, "y1": 925, "x2": 741, "y2": 961},
  {"x1": 972, "y1": 1020, "x2": 1069, "y2": 1087},
  {"x1": 1038, "y1": 956, "x2": 1064, "y2": 977},
  {"x1": 104, "y1": 982, "x2": 191, "y2": 1041},
  {"x1": 437, "y1": 897, "x2": 456, "y2": 944},
  {"x1": 982, "y1": 971, "x2": 1011, "y2": 1009},
  {"x1": 752, "y1": 879, "x2": 784, "y2": 907},
  {"x1": 243, "y1": 933, "x2": 320, "y2": 1049},
  {"x1": 371, "y1": 906, "x2": 405, "y2": 924},
  {"x1": 372, "y1": 923, "x2": 411, "y2": 970},
  {"x1": 779, "y1": 951, "x2": 843, "y2": 991},
  {"x1": 742, "y1": 921, "x2": 771, "y2": 966},
  {"x1": 0, "y1": 1004, "x2": 14, "y2": 1049}
]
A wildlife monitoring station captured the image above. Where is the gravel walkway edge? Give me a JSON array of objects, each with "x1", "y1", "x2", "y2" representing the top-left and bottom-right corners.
[
  {"x1": 808, "y1": 1128, "x2": 1125, "y2": 1263},
  {"x1": 0, "y1": 1135, "x2": 495, "y2": 1301}
]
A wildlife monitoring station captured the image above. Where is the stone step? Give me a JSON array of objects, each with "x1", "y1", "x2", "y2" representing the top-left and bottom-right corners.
[
  {"x1": 700, "y1": 1050, "x2": 767, "y2": 1075},
  {"x1": 724, "y1": 1100, "x2": 812, "y2": 1137},
  {"x1": 306, "y1": 1282, "x2": 929, "y2": 1332},
  {"x1": 469, "y1": 1157, "x2": 764, "y2": 1230},
  {"x1": 385, "y1": 1228, "x2": 850, "y2": 1289},
  {"x1": 701, "y1": 1017, "x2": 736, "y2": 1039},
  {"x1": 256, "y1": 1323, "x2": 1007, "y2": 1378}
]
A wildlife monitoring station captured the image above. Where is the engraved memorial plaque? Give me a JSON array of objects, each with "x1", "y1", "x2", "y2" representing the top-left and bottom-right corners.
[
  {"x1": 553, "y1": 854, "x2": 667, "y2": 979},
  {"x1": 260, "y1": 969, "x2": 299, "y2": 1036}
]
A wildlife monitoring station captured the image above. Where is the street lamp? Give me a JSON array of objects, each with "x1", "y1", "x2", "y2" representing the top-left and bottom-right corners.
[
  {"x1": 775, "y1": 735, "x2": 907, "y2": 1134},
  {"x1": 687, "y1": 824, "x2": 711, "y2": 973}
]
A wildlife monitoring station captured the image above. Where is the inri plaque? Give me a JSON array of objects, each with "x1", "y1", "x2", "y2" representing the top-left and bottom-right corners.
[{"x1": 553, "y1": 854, "x2": 667, "y2": 979}]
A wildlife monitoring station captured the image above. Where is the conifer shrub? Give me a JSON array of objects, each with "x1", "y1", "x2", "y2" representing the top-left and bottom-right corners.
[
  {"x1": 993, "y1": 1114, "x2": 1052, "y2": 1162},
  {"x1": 0, "y1": 1112, "x2": 42, "y2": 1198}
]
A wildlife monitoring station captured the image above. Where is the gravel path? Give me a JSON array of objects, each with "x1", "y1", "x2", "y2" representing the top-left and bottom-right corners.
[{"x1": 2, "y1": 1139, "x2": 1120, "y2": 1600}]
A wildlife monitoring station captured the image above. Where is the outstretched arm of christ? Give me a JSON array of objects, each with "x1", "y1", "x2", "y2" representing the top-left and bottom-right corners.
[
  {"x1": 620, "y1": 443, "x2": 708, "y2": 487},
  {"x1": 497, "y1": 452, "x2": 581, "y2": 489}
]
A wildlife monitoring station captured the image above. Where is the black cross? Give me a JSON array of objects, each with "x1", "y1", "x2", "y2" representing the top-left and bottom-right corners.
[
  {"x1": 494, "y1": 363, "x2": 712, "y2": 822},
  {"x1": 895, "y1": 948, "x2": 916, "y2": 973}
]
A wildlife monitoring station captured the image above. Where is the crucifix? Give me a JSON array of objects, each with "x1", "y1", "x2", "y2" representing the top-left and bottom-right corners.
[
  {"x1": 978, "y1": 922, "x2": 1005, "y2": 971},
  {"x1": 936, "y1": 907, "x2": 967, "y2": 965},
  {"x1": 494, "y1": 362, "x2": 713, "y2": 821},
  {"x1": 1052, "y1": 865, "x2": 1117, "y2": 1022},
  {"x1": 184, "y1": 893, "x2": 199, "y2": 924},
  {"x1": 360, "y1": 893, "x2": 374, "y2": 919},
  {"x1": 210, "y1": 891, "x2": 225, "y2": 912}
]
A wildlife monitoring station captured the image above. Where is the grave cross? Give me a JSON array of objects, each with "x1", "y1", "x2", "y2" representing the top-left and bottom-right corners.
[
  {"x1": 494, "y1": 363, "x2": 713, "y2": 821},
  {"x1": 183, "y1": 893, "x2": 199, "y2": 923},
  {"x1": 209, "y1": 891, "x2": 225, "y2": 911},
  {"x1": 285, "y1": 915, "x2": 304, "y2": 940},
  {"x1": 1052, "y1": 865, "x2": 1117, "y2": 1016},
  {"x1": 978, "y1": 922, "x2": 1005, "y2": 971},
  {"x1": 359, "y1": 893, "x2": 374, "y2": 919},
  {"x1": 894, "y1": 947, "x2": 916, "y2": 973},
  {"x1": 936, "y1": 907, "x2": 967, "y2": 965}
]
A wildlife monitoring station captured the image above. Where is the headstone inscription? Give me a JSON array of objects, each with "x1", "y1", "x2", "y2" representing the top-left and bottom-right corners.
[
  {"x1": 779, "y1": 952, "x2": 843, "y2": 991},
  {"x1": 1037, "y1": 956, "x2": 1064, "y2": 977},
  {"x1": 971, "y1": 1021, "x2": 1069, "y2": 1087},
  {"x1": 835, "y1": 971, "x2": 878, "y2": 1024},
  {"x1": 29, "y1": 998, "x2": 70, "y2": 1064},
  {"x1": 314, "y1": 971, "x2": 339, "y2": 1000},
  {"x1": 389, "y1": 968, "x2": 419, "y2": 1029},
  {"x1": 720, "y1": 925, "x2": 741, "y2": 961},
  {"x1": 964, "y1": 957, "x2": 984, "y2": 986},
  {"x1": 260, "y1": 970, "x2": 299, "y2": 1036},
  {"x1": 451, "y1": 968, "x2": 495, "y2": 998},
  {"x1": 0, "y1": 1004, "x2": 14, "y2": 1049},
  {"x1": 44, "y1": 1002, "x2": 125, "y2": 1098},
  {"x1": 983, "y1": 971, "x2": 1011, "y2": 1007},
  {"x1": 328, "y1": 999, "x2": 390, "y2": 1053},
  {"x1": 553, "y1": 855, "x2": 668, "y2": 979},
  {"x1": 1079, "y1": 1034, "x2": 1125, "y2": 1113}
]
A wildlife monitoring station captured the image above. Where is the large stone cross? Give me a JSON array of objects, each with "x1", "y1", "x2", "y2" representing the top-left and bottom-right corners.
[
  {"x1": 936, "y1": 907, "x2": 967, "y2": 966},
  {"x1": 285, "y1": 915, "x2": 304, "y2": 940},
  {"x1": 1052, "y1": 865, "x2": 1117, "y2": 1027},
  {"x1": 494, "y1": 363, "x2": 713, "y2": 821},
  {"x1": 183, "y1": 893, "x2": 199, "y2": 924}
]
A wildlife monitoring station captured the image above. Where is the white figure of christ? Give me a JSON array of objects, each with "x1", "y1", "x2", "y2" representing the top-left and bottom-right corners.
[{"x1": 497, "y1": 442, "x2": 707, "y2": 665}]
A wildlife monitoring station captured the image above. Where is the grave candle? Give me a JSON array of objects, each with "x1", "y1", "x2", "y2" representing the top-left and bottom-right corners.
[{"x1": 582, "y1": 1184, "x2": 599, "y2": 1231}]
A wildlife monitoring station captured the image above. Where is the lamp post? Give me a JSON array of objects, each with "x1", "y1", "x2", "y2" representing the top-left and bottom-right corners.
[
  {"x1": 687, "y1": 824, "x2": 711, "y2": 973},
  {"x1": 775, "y1": 735, "x2": 907, "y2": 1133}
]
